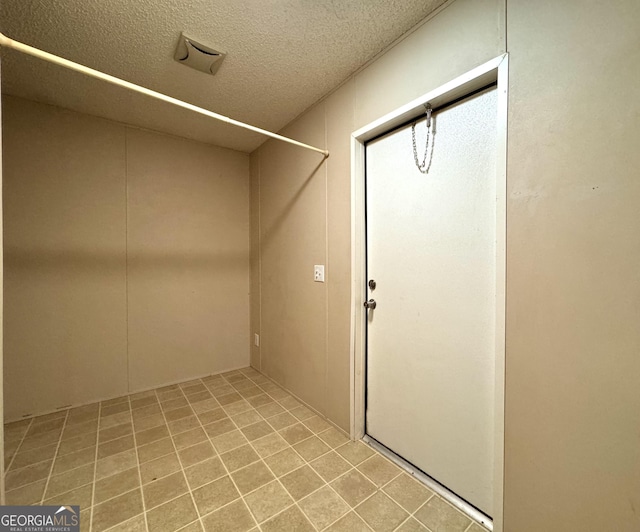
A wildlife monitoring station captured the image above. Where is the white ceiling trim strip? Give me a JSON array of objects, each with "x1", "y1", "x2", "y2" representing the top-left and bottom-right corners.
[{"x1": 0, "y1": 32, "x2": 329, "y2": 157}]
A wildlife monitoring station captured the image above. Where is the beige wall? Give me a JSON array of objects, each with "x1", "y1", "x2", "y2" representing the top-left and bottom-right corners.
[
  {"x1": 504, "y1": 1, "x2": 640, "y2": 530},
  {"x1": 250, "y1": 0, "x2": 640, "y2": 529},
  {"x1": 3, "y1": 96, "x2": 250, "y2": 421},
  {"x1": 250, "y1": 0, "x2": 505, "y2": 433}
]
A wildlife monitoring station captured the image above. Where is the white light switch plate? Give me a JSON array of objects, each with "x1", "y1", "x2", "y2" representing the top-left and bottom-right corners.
[
  {"x1": 314, "y1": 265, "x2": 325, "y2": 282},
  {"x1": 254, "y1": 334, "x2": 260, "y2": 347}
]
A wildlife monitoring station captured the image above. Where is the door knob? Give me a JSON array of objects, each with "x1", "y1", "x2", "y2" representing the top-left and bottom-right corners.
[{"x1": 364, "y1": 299, "x2": 377, "y2": 309}]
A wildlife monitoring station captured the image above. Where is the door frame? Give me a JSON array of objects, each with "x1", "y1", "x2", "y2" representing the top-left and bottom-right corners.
[{"x1": 349, "y1": 54, "x2": 508, "y2": 531}]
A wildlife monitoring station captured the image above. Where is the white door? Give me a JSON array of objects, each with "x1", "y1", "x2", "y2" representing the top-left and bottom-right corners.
[{"x1": 365, "y1": 87, "x2": 498, "y2": 516}]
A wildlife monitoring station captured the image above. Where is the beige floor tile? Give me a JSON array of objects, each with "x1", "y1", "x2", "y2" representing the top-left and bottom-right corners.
[
  {"x1": 294, "y1": 436, "x2": 331, "y2": 462},
  {"x1": 192, "y1": 399, "x2": 220, "y2": 414},
  {"x1": 80, "y1": 509, "x2": 91, "y2": 532},
  {"x1": 336, "y1": 441, "x2": 375, "y2": 465},
  {"x1": 220, "y1": 444, "x2": 260, "y2": 472},
  {"x1": 226, "y1": 374, "x2": 248, "y2": 384},
  {"x1": 184, "y1": 457, "x2": 227, "y2": 489},
  {"x1": 325, "y1": 511, "x2": 373, "y2": 532},
  {"x1": 66, "y1": 408, "x2": 99, "y2": 426},
  {"x1": 331, "y1": 470, "x2": 377, "y2": 507},
  {"x1": 230, "y1": 461, "x2": 275, "y2": 495},
  {"x1": 173, "y1": 427, "x2": 208, "y2": 450},
  {"x1": 299, "y1": 485, "x2": 350, "y2": 530},
  {"x1": 279, "y1": 423, "x2": 313, "y2": 445},
  {"x1": 264, "y1": 448, "x2": 305, "y2": 477},
  {"x1": 414, "y1": 496, "x2": 471, "y2": 532},
  {"x1": 134, "y1": 413, "x2": 166, "y2": 433},
  {"x1": 46, "y1": 463, "x2": 94, "y2": 498},
  {"x1": 290, "y1": 406, "x2": 316, "y2": 421},
  {"x1": 241, "y1": 421, "x2": 274, "y2": 441},
  {"x1": 382, "y1": 474, "x2": 433, "y2": 513},
  {"x1": 5, "y1": 480, "x2": 46, "y2": 505},
  {"x1": 132, "y1": 404, "x2": 162, "y2": 421},
  {"x1": 302, "y1": 415, "x2": 332, "y2": 434},
  {"x1": 161, "y1": 397, "x2": 189, "y2": 412},
  {"x1": 52, "y1": 446, "x2": 96, "y2": 476},
  {"x1": 187, "y1": 391, "x2": 214, "y2": 404},
  {"x1": 210, "y1": 430, "x2": 248, "y2": 454},
  {"x1": 238, "y1": 386, "x2": 262, "y2": 399},
  {"x1": 59, "y1": 432, "x2": 97, "y2": 456},
  {"x1": 201, "y1": 499, "x2": 256, "y2": 532},
  {"x1": 356, "y1": 491, "x2": 408, "y2": 532},
  {"x1": 280, "y1": 465, "x2": 324, "y2": 500},
  {"x1": 136, "y1": 424, "x2": 170, "y2": 446},
  {"x1": 92, "y1": 488, "x2": 143, "y2": 532},
  {"x1": 318, "y1": 427, "x2": 350, "y2": 448},
  {"x1": 246, "y1": 394, "x2": 273, "y2": 408},
  {"x1": 106, "y1": 515, "x2": 147, "y2": 532},
  {"x1": 278, "y1": 396, "x2": 302, "y2": 410},
  {"x1": 5, "y1": 420, "x2": 32, "y2": 441},
  {"x1": 357, "y1": 455, "x2": 401, "y2": 488},
  {"x1": 231, "y1": 410, "x2": 262, "y2": 428},
  {"x1": 395, "y1": 518, "x2": 429, "y2": 531},
  {"x1": 165, "y1": 406, "x2": 194, "y2": 423},
  {"x1": 266, "y1": 412, "x2": 297, "y2": 431},
  {"x1": 256, "y1": 402, "x2": 285, "y2": 419},
  {"x1": 204, "y1": 418, "x2": 236, "y2": 439},
  {"x1": 146, "y1": 494, "x2": 198, "y2": 532},
  {"x1": 265, "y1": 387, "x2": 289, "y2": 400},
  {"x1": 193, "y1": 475, "x2": 240, "y2": 515},
  {"x1": 101, "y1": 402, "x2": 130, "y2": 418},
  {"x1": 251, "y1": 433, "x2": 288, "y2": 458},
  {"x1": 140, "y1": 453, "x2": 181, "y2": 484},
  {"x1": 222, "y1": 400, "x2": 253, "y2": 416},
  {"x1": 6, "y1": 460, "x2": 53, "y2": 490},
  {"x1": 131, "y1": 396, "x2": 159, "y2": 410},
  {"x1": 94, "y1": 467, "x2": 140, "y2": 505},
  {"x1": 26, "y1": 417, "x2": 65, "y2": 436},
  {"x1": 178, "y1": 521, "x2": 203, "y2": 532},
  {"x1": 310, "y1": 451, "x2": 353, "y2": 483},
  {"x1": 61, "y1": 420, "x2": 97, "y2": 440},
  {"x1": 211, "y1": 385, "x2": 235, "y2": 398},
  {"x1": 261, "y1": 505, "x2": 314, "y2": 532},
  {"x1": 178, "y1": 441, "x2": 215, "y2": 468},
  {"x1": 101, "y1": 412, "x2": 132, "y2": 430},
  {"x1": 243, "y1": 480, "x2": 294, "y2": 523},
  {"x1": 143, "y1": 471, "x2": 189, "y2": 509},
  {"x1": 197, "y1": 408, "x2": 228, "y2": 425},
  {"x1": 169, "y1": 416, "x2": 201, "y2": 435},
  {"x1": 95, "y1": 449, "x2": 138, "y2": 480},
  {"x1": 10, "y1": 443, "x2": 58, "y2": 470},
  {"x1": 217, "y1": 392, "x2": 242, "y2": 406},
  {"x1": 21, "y1": 430, "x2": 63, "y2": 450},
  {"x1": 183, "y1": 383, "x2": 208, "y2": 396},
  {"x1": 101, "y1": 422, "x2": 133, "y2": 443},
  {"x1": 138, "y1": 438, "x2": 175, "y2": 463},
  {"x1": 98, "y1": 434, "x2": 134, "y2": 460},
  {"x1": 44, "y1": 483, "x2": 93, "y2": 507},
  {"x1": 101, "y1": 396, "x2": 129, "y2": 408}
]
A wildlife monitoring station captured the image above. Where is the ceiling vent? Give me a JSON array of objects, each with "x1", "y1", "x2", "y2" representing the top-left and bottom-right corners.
[{"x1": 174, "y1": 33, "x2": 226, "y2": 75}]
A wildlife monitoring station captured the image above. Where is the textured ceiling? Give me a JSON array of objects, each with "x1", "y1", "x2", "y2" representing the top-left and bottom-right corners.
[{"x1": 0, "y1": 0, "x2": 447, "y2": 153}]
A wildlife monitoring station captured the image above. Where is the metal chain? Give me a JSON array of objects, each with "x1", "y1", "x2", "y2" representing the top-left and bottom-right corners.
[{"x1": 412, "y1": 103, "x2": 433, "y2": 174}]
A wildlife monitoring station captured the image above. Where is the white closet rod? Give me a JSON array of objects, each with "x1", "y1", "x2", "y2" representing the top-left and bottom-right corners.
[{"x1": 0, "y1": 32, "x2": 329, "y2": 157}]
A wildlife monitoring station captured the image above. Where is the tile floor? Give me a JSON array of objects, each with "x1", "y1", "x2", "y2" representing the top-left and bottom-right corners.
[{"x1": 4, "y1": 367, "x2": 486, "y2": 532}]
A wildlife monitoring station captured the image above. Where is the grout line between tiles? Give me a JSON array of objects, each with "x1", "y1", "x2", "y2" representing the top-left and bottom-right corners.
[
  {"x1": 85, "y1": 402, "x2": 102, "y2": 532},
  {"x1": 128, "y1": 397, "x2": 151, "y2": 532},
  {"x1": 39, "y1": 410, "x2": 70, "y2": 505},
  {"x1": 4, "y1": 418, "x2": 35, "y2": 474},
  {"x1": 159, "y1": 387, "x2": 209, "y2": 531}
]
